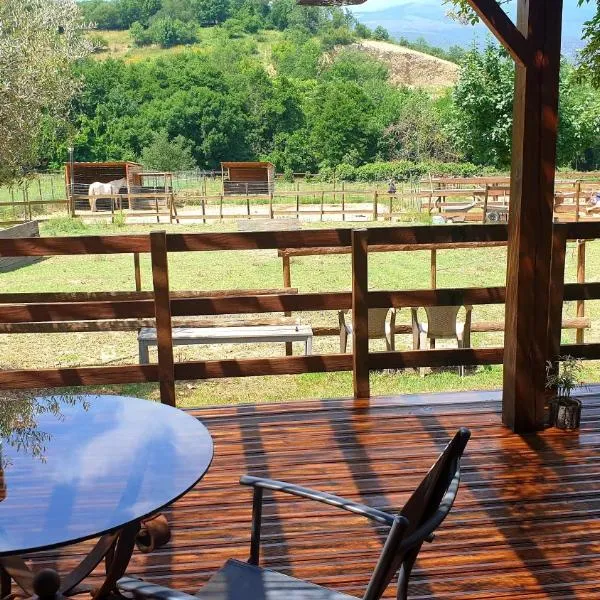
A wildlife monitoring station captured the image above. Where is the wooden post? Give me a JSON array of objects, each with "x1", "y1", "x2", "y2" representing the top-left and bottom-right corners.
[
  {"x1": 37, "y1": 179, "x2": 43, "y2": 202},
  {"x1": 482, "y1": 184, "x2": 489, "y2": 223},
  {"x1": 134, "y1": 253, "x2": 142, "y2": 291},
  {"x1": 430, "y1": 249, "x2": 437, "y2": 289},
  {"x1": 269, "y1": 192, "x2": 274, "y2": 219},
  {"x1": 201, "y1": 197, "x2": 206, "y2": 224},
  {"x1": 341, "y1": 181, "x2": 346, "y2": 222},
  {"x1": 295, "y1": 181, "x2": 300, "y2": 219},
  {"x1": 150, "y1": 231, "x2": 175, "y2": 407},
  {"x1": 546, "y1": 226, "x2": 567, "y2": 367},
  {"x1": 219, "y1": 194, "x2": 224, "y2": 221},
  {"x1": 320, "y1": 190, "x2": 324, "y2": 221},
  {"x1": 50, "y1": 177, "x2": 55, "y2": 201},
  {"x1": 352, "y1": 229, "x2": 369, "y2": 399},
  {"x1": 388, "y1": 193, "x2": 393, "y2": 221},
  {"x1": 575, "y1": 180, "x2": 581, "y2": 222},
  {"x1": 500, "y1": 0, "x2": 563, "y2": 432},
  {"x1": 282, "y1": 254, "x2": 293, "y2": 356},
  {"x1": 246, "y1": 183, "x2": 250, "y2": 217},
  {"x1": 372, "y1": 191, "x2": 378, "y2": 221},
  {"x1": 576, "y1": 239, "x2": 586, "y2": 343}
]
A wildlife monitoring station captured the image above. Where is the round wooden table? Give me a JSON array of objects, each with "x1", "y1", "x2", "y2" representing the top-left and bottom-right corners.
[{"x1": 0, "y1": 394, "x2": 213, "y2": 600}]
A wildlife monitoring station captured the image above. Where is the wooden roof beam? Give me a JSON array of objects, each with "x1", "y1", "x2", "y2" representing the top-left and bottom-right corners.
[{"x1": 465, "y1": 0, "x2": 532, "y2": 66}]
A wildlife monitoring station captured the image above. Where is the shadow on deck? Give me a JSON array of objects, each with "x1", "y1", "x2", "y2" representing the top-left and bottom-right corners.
[{"x1": 38, "y1": 389, "x2": 600, "y2": 599}]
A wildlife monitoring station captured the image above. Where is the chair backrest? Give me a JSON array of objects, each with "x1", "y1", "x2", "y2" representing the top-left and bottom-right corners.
[
  {"x1": 423, "y1": 306, "x2": 461, "y2": 338},
  {"x1": 362, "y1": 428, "x2": 471, "y2": 600},
  {"x1": 367, "y1": 308, "x2": 391, "y2": 338}
]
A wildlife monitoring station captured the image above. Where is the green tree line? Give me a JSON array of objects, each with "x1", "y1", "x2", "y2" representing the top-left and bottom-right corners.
[{"x1": 40, "y1": 32, "x2": 600, "y2": 174}]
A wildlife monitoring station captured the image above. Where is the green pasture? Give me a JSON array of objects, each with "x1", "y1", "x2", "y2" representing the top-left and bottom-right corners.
[{"x1": 1, "y1": 218, "x2": 598, "y2": 407}]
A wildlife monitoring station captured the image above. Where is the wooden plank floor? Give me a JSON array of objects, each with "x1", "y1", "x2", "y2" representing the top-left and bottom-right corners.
[{"x1": 33, "y1": 390, "x2": 600, "y2": 599}]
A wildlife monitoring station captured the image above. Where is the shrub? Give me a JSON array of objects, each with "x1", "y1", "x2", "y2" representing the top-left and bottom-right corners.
[
  {"x1": 373, "y1": 25, "x2": 390, "y2": 41},
  {"x1": 131, "y1": 17, "x2": 198, "y2": 48}
]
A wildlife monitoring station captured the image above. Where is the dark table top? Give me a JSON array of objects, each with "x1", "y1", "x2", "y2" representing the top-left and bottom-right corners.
[{"x1": 0, "y1": 394, "x2": 213, "y2": 557}]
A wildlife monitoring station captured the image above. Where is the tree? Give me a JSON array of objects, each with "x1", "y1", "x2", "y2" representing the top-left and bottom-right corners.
[
  {"x1": 0, "y1": 0, "x2": 91, "y2": 183},
  {"x1": 307, "y1": 80, "x2": 378, "y2": 167},
  {"x1": 448, "y1": 43, "x2": 515, "y2": 167},
  {"x1": 444, "y1": 0, "x2": 600, "y2": 86},
  {"x1": 373, "y1": 25, "x2": 390, "y2": 41},
  {"x1": 448, "y1": 42, "x2": 600, "y2": 169},
  {"x1": 141, "y1": 131, "x2": 197, "y2": 171}
]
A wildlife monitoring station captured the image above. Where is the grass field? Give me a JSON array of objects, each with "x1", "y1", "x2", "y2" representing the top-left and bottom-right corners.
[
  {"x1": 92, "y1": 28, "x2": 281, "y2": 65},
  {"x1": 1, "y1": 217, "x2": 599, "y2": 407}
]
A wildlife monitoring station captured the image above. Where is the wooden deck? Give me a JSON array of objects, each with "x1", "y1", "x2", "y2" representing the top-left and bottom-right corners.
[{"x1": 33, "y1": 390, "x2": 600, "y2": 599}]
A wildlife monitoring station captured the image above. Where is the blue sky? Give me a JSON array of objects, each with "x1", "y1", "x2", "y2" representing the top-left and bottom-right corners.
[{"x1": 351, "y1": 0, "x2": 596, "y2": 52}]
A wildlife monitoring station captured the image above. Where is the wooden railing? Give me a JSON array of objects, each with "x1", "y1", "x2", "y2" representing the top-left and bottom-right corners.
[{"x1": 0, "y1": 223, "x2": 598, "y2": 405}]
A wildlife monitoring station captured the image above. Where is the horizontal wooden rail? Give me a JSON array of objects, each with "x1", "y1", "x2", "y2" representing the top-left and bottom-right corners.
[
  {"x1": 0, "y1": 288, "x2": 297, "y2": 304},
  {"x1": 0, "y1": 300, "x2": 154, "y2": 323},
  {"x1": 0, "y1": 226, "x2": 514, "y2": 257},
  {"x1": 0, "y1": 235, "x2": 150, "y2": 256},
  {"x1": 278, "y1": 241, "x2": 508, "y2": 257},
  {"x1": 369, "y1": 287, "x2": 507, "y2": 307},
  {"x1": 170, "y1": 292, "x2": 351, "y2": 316},
  {"x1": 371, "y1": 348, "x2": 505, "y2": 369},
  {"x1": 0, "y1": 364, "x2": 159, "y2": 389}
]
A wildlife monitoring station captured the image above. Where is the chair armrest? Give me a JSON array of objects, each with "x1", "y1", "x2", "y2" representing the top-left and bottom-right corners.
[
  {"x1": 240, "y1": 475, "x2": 394, "y2": 525},
  {"x1": 118, "y1": 577, "x2": 197, "y2": 600}
]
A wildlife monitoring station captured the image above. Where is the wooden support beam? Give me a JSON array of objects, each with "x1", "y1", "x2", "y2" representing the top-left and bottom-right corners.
[
  {"x1": 465, "y1": 0, "x2": 531, "y2": 66},
  {"x1": 352, "y1": 229, "x2": 369, "y2": 399},
  {"x1": 502, "y1": 0, "x2": 563, "y2": 432},
  {"x1": 547, "y1": 227, "x2": 567, "y2": 362},
  {"x1": 150, "y1": 231, "x2": 176, "y2": 407},
  {"x1": 576, "y1": 240, "x2": 586, "y2": 343}
]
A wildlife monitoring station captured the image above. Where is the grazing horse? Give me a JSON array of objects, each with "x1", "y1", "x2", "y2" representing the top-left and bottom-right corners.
[{"x1": 88, "y1": 177, "x2": 127, "y2": 212}]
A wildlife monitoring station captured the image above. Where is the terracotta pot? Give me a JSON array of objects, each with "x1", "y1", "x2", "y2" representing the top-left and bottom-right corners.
[{"x1": 554, "y1": 396, "x2": 582, "y2": 430}]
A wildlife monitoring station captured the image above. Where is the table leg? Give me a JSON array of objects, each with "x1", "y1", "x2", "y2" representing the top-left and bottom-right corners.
[
  {"x1": 139, "y1": 341, "x2": 150, "y2": 365},
  {"x1": 91, "y1": 521, "x2": 140, "y2": 600},
  {"x1": 1, "y1": 564, "x2": 12, "y2": 600},
  {"x1": 305, "y1": 336, "x2": 312, "y2": 355},
  {"x1": 0, "y1": 521, "x2": 146, "y2": 600}
]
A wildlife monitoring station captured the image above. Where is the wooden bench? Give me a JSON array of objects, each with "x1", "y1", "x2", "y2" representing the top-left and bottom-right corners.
[{"x1": 138, "y1": 325, "x2": 314, "y2": 364}]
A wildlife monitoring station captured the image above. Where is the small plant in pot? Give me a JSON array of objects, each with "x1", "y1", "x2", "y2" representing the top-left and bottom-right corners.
[{"x1": 545, "y1": 356, "x2": 585, "y2": 430}]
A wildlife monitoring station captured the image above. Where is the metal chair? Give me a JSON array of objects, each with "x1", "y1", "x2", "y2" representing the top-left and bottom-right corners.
[
  {"x1": 339, "y1": 308, "x2": 397, "y2": 353},
  {"x1": 118, "y1": 428, "x2": 471, "y2": 600},
  {"x1": 411, "y1": 306, "x2": 472, "y2": 376}
]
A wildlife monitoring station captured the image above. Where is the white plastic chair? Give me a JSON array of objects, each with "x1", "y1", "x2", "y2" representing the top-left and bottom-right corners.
[
  {"x1": 411, "y1": 305, "x2": 472, "y2": 376},
  {"x1": 338, "y1": 308, "x2": 397, "y2": 353}
]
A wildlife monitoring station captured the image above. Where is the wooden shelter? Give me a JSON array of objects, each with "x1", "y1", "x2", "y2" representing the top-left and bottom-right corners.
[
  {"x1": 64, "y1": 161, "x2": 142, "y2": 196},
  {"x1": 221, "y1": 162, "x2": 275, "y2": 196}
]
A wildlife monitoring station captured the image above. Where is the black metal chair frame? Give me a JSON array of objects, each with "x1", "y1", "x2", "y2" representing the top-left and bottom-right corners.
[{"x1": 119, "y1": 428, "x2": 471, "y2": 600}]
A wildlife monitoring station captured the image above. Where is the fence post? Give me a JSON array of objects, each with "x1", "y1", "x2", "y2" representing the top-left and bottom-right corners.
[
  {"x1": 575, "y1": 180, "x2": 581, "y2": 222},
  {"x1": 134, "y1": 253, "x2": 142, "y2": 291},
  {"x1": 482, "y1": 184, "x2": 489, "y2": 224},
  {"x1": 576, "y1": 239, "x2": 586, "y2": 343},
  {"x1": 282, "y1": 253, "x2": 293, "y2": 356},
  {"x1": 320, "y1": 190, "x2": 324, "y2": 221},
  {"x1": 295, "y1": 181, "x2": 300, "y2": 219},
  {"x1": 430, "y1": 249, "x2": 437, "y2": 289},
  {"x1": 372, "y1": 191, "x2": 378, "y2": 221},
  {"x1": 546, "y1": 225, "x2": 567, "y2": 366},
  {"x1": 269, "y1": 192, "x2": 274, "y2": 219},
  {"x1": 352, "y1": 228, "x2": 369, "y2": 399},
  {"x1": 341, "y1": 181, "x2": 345, "y2": 222},
  {"x1": 150, "y1": 231, "x2": 176, "y2": 407}
]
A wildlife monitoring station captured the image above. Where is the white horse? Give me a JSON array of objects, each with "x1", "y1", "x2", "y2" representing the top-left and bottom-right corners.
[{"x1": 88, "y1": 177, "x2": 127, "y2": 212}]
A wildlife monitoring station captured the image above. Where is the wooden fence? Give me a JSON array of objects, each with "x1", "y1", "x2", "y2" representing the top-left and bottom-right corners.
[{"x1": 0, "y1": 223, "x2": 598, "y2": 406}]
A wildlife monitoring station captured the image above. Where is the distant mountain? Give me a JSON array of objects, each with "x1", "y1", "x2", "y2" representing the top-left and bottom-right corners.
[{"x1": 352, "y1": 0, "x2": 596, "y2": 56}]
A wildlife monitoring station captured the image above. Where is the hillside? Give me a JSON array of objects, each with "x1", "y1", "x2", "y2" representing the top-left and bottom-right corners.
[
  {"x1": 352, "y1": 40, "x2": 459, "y2": 90},
  {"x1": 95, "y1": 30, "x2": 458, "y2": 91}
]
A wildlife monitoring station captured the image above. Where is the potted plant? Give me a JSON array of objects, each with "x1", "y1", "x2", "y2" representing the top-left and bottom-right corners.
[{"x1": 545, "y1": 356, "x2": 585, "y2": 430}]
